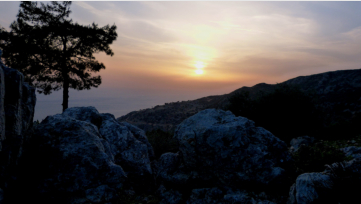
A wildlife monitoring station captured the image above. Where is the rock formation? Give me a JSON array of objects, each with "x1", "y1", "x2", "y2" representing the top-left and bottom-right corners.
[
  {"x1": 288, "y1": 158, "x2": 361, "y2": 204},
  {"x1": 11, "y1": 107, "x2": 154, "y2": 203},
  {"x1": 154, "y1": 109, "x2": 293, "y2": 203},
  {"x1": 0, "y1": 55, "x2": 36, "y2": 203}
]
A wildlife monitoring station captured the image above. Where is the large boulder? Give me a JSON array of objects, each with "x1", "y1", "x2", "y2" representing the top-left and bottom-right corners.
[
  {"x1": 173, "y1": 109, "x2": 292, "y2": 188},
  {"x1": 3, "y1": 66, "x2": 35, "y2": 137},
  {"x1": 288, "y1": 158, "x2": 361, "y2": 204},
  {"x1": 154, "y1": 109, "x2": 292, "y2": 203},
  {"x1": 287, "y1": 173, "x2": 334, "y2": 204},
  {"x1": 0, "y1": 64, "x2": 4, "y2": 151},
  {"x1": 0, "y1": 59, "x2": 36, "y2": 202},
  {"x1": 12, "y1": 107, "x2": 155, "y2": 203},
  {"x1": 63, "y1": 107, "x2": 154, "y2": 182}
]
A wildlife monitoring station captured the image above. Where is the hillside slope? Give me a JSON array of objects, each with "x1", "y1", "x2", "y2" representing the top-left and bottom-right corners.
[{"x1": 117, "y1": 68, "x2": 361, "y2": 132}]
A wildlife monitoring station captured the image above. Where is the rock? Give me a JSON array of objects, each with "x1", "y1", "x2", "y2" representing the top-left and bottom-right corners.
[
  {"x1": 3, "y1": 66, "x2": 24, "y2": 137},
  {"x1": 20, "y1": 82, "x2": 36, "y2": 135},
  {"x1": 16, "y1": 112, "x2": 127, "y2": 203},
  {"x1": 340, "y1": 146, "x2": 361, "y2": 159},
  {"x1": 62, "y1": 106, "x2": 103, "y2": 128},
  {"x1": 158, "y1": 185, "x2": 183, "y2": 204},
  {"x1": 98, "y1": 113, "x2": 154, "y2": 186},
  {"x1": 0, "y1": 62, "x2": 36, "y2": 202},
  {"x1": 154, "y1": 109, "x2": 292, "y2": 203},
  {"x1": 11, "y1": 106, "x2": 156, "y2": 203},
  {"x1": 63, "y1": 107, "x2": 154, "y2": 182},
  {"x1": 173, "y1": 109, "x2": 292, "y2": 189},
  {"x1": 120, "y1": 121, "x2": 155, "y2": 160},
  {"x1": 289, "y1": 136, "x2": 315, "y2": 154},
  {"x1": 153, "y1": 152, "x2": 193, "y2": 187},
  {"x1": 0, "y1": 188, "x2": 3, "y2": 203},
  {"x1": 287, "y1": 173, "x2": 334, "y2": 204},
  {"x1": 185, "y1": 188, "x2": 277, "y2": 204},
  {"x1": 0, "y1": 65, "x2": 5, "y2": 151},
  {"x1": 187, "y1": 188, "x2": 223, "y2": 204},
  {"x1": 288, "y1": 158, "x2": 361, "y2": 204}
]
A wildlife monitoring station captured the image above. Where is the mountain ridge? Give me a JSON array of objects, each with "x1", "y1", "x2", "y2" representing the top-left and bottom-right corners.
[{"x1": 117, "y1": 68, "x2": 361, "y2": 132}]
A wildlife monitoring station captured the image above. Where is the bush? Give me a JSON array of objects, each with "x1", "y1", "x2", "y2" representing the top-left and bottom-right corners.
[
  {"x1": 292, "y1": 142, "x2": 352, "y2": 174},
  {"x1": 227, "y1": 84, "x2": 323, "y2": 143},
  {"x1": 146, "y1": 129, "x2": 179, "y2": 158}
]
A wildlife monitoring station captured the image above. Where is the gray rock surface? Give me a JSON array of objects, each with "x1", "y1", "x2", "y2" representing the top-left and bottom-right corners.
[
  {"x1": 340, "y1": 146, "x2": 361, "y2": 159},
  {"x1": 0, "y1": 63, "x2": 36, "y2": 139},
  {"x1": 153, "y1": 109, "x2": 292, "y2": 203},
  {"x1": 187, "y1": 188, "x2": 223, "y2": 204},
  {"x1": 3, "y1": 66, "x2": 23, "y2": 137},
  {"x1": 288, "y1": 158, "x2": 361, "y2": 204},
  {"x1": 20, "y1": 112, "x2": 127, "y2": 203},
  {"x1": 173, "y1": 109, "x2": 292, "y2": 188},
  {"x1": 289, "y1": 136, "x2": 315, "y2": 154},
  {"x1": 185, "y1": 187, "x2": 277, "y2": 204},
  {"x1": 0, "y1": 65, "x2": 4, "y2": 151},
  {"x1": 0, "y1": 62, "x2": 36, "y2": 202},
  {"x1": 0, "y1": 188, "x2": 3, "y2": 204},
  {"x1": 287, "y1": 173, "x2": 334, "y2": 204},
  {"x1": 158, "y1": 185, "x2": 183, "y2": 204},
  {"x1": 98, "y1": 113, "x2": 154, "y2": 182},
  {"x1": 63, "y1": 107, "x2": 155, "y2": 180},
  {"x1": 14, "y1": 107, "x2": 155, "y2": 203}
]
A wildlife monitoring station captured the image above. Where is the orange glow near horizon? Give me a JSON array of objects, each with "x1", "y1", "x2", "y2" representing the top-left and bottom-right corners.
[{"x1": 66, "y1": 1, "x2": 361, "y2": 94}]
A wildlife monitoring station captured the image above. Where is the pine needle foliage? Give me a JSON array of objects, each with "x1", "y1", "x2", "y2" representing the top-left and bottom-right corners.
[{"x1": 0, "y1": 1, "x2": 117, "y2": 111}]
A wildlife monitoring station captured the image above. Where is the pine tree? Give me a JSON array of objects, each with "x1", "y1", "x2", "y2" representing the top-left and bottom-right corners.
[{"x1": 0, "y1": 1, "x2": 117, "y2": 112}]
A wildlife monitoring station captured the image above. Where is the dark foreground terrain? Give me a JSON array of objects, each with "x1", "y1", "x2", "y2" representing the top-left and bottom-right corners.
[{"x1": 1, "y1": 62, "x2": 361, "y2": 204}]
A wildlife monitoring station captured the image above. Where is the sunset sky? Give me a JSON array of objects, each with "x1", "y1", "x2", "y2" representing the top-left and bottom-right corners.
[{"x1": 1, "y1": 1, "x2": 361, "y2": 120}]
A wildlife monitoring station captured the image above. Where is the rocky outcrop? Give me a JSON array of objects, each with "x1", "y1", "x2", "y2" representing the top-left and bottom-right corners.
[
  {"x1": 289, "y1": 136, "x2": 315, "y2": 154},
  {"x1": 12, "y1": 107, "x2": 154, "y2": 203},
  {"x1": 0, "y1": 63, "x2": 4, "y2": 151},
  {"x1": 341, "y1": 146, "x2": 361, "y2": 159},
  {"x1": 175, "y1": 109, "x2": 291, "y2": 187},
  {"x1": 154, "y1": 109, "x2": 293, "y2": 203},
  {"x1": 288, "y1": 158, "x2": 361, "y2": 204},
  {"x1": 63, "y1": 107, "x2": 154, "y2": 182},
  {"x1": 0, "y1": 56, "x2": 36, "y2": 202}
]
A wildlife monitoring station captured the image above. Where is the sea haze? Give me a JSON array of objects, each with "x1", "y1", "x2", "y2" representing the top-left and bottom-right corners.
[{"x1": 34, "y1": 86, "x2": 225, "y2": 121}]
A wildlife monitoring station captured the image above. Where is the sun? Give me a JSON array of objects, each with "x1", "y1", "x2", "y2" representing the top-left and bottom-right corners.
[
  {"x1": 194, "y1": 61, "x2": 206, "y2": 69},
  {"x1": 195, "y1": 69, "x2": 204, "y2": 75},
  {"x1": 193, "y1": 61, "x2": 205, "y2": 75}
]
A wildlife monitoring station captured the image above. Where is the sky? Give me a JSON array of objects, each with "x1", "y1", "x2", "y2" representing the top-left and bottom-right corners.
[{"x1": 1, "y1": 1, "x2": 361, "y2": 121}]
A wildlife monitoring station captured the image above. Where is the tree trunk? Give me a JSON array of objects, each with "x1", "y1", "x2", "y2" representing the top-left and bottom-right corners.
[
  {"x1": 62, "y1": 73, "x2": 69, "y2": 112},
  {"x1": 62, "y1": 37, "x2": 69, "y2": 112}
]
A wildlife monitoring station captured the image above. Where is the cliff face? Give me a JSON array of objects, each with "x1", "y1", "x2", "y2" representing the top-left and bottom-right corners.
[
  {"x1": 117, "y1": 68, "x2": 361, "y2": 133},
  {"x1": 0, "y1": 55, "x2": 36, "y2": 202}
]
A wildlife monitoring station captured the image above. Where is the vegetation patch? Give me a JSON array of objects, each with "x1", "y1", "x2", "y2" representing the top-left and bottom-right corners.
[
  {"x1": 227, "y1": 84, "x2": 323, "y2": 143},
  {"x1": 146, "y1": 129, "x2": 179, "y2": 159},
  {"x1": 292, "y1": 141, "x2": 354, "y2": 174}
]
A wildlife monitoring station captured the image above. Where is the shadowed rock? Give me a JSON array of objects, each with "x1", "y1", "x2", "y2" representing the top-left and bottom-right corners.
[
  {"x1": 289, "y1": 136, "x2": 315, "y2": 154},
  {"x1": 154, "y1": 109, "x2": 292, "y2": 203},
  {"x1": 13, "y1": 107, "x2": 155, "y2": 203},
  {"x1": 173, "y1": 109, "x2": 292, "y2": 188},
  {"x1": 288, "y1": 158, "x2": 361, "y2": 204}
]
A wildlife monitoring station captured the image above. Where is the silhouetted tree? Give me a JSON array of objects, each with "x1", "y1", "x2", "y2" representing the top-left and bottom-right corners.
[{"x1": 0, "y1": 1, "x2": 117, "y2": 111}]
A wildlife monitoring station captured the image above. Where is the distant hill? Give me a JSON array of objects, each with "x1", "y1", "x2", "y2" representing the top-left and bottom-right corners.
[{"x1": 117, "y1": 68, "x2": 361, "y2": 133}]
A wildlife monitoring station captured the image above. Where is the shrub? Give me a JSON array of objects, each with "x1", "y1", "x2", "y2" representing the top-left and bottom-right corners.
[
  {"x1": 227, "y1": 84, "x2": 323, "y2": 143},
  {"x1": 292, "y1": 142, "x2": 352, "y2": 174},
  {"x1": 146, "y1": 129, "x2": 179, "y2": 158}
]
